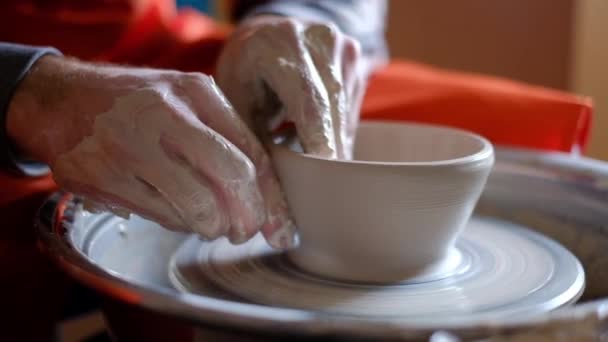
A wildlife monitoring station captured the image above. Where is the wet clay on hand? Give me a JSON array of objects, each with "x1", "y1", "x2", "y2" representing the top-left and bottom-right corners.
[
  {"x1": 217, "y1": 15, "x2": 368, "y2": 160},
  {"x1": 7, "y1": 57, "x2": 295, "y2": 248}
]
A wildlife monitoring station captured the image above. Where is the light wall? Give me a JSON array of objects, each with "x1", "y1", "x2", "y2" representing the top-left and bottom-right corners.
[
  {"x1": 386, "y1": 0, "x2": 607, "y2": 159},
  {"x1": 571, "y1": 0, "x2": 608, "y2": 160}
]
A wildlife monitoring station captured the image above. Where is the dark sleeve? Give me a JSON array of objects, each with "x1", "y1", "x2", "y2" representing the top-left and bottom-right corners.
[
  {"x1": 0, "y1": 43, "x2": 61, "y2": 177},
  {"x1": 230, "y1": 0, "x2": 388, "y2": 60}
]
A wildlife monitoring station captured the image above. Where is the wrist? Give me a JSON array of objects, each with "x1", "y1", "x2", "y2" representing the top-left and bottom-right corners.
[
  {"x1": 7, "y1": 56, "x2": 173, "y2": 166},
  {"x1": 6, "y1": 55, "x2": 69, "y2": 165}
]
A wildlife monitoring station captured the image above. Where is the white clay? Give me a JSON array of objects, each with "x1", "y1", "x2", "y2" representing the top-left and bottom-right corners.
[
  {"x1": 170, "y1": 216, "x2": 584, "y2": 320},
  {"x1": 269, "y1": 121, "x2": 495, "y2": 282},
  {"x1": 217, "y1": 17, "x2": 364, "y2": 160}
]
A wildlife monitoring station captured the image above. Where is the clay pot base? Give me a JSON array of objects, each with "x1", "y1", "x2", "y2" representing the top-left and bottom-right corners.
[{"x1": 169, "y1": 216, "x2": 585, "y2": 322}]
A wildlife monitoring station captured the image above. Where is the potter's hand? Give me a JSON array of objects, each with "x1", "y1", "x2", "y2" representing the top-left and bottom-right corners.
[
  {"x1": 217, "y1": 15, "x2": 367, "y2": 159},
  {"x1": 7, "y1": 56, "x2": 295, "y2": 248}
]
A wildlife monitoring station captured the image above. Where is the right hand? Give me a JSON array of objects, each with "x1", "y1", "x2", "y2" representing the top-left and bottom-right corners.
[
  {"x1": 7, "y1": 56, "x2": 295, "y2": 248},
  {"x1": 217, "y1": 15, "x2": 369, "y2": 160}
]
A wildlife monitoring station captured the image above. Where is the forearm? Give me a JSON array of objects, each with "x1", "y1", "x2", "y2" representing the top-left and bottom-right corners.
[
  {"x1": 6, "y1": 55, "x2": 175, "y2": 169},
  {"x1": 231, "y1": 0, "x2": 388, "y2": 62}
]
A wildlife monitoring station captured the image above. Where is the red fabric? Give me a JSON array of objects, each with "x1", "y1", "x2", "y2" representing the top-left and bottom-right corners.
[
  {"x1": 0, "y1": 0, "x2": 593, "y2": 152},
  {"x1": 362, "y1": 61, "x2": 592, "y2": 153},
  {"x1": 0, "y1": 0, "x2": 594, "y2": 339},
  {"x1": 0, "y1": 173, "x2": 63, "y2": 341}
]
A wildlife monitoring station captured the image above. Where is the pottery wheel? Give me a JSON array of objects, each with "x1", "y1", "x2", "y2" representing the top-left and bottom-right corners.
[{"x1": 169, "y1": 216, "x2": 585, "y2": 322}]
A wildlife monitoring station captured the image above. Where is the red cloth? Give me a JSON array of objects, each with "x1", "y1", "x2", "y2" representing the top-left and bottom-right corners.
[
  {"x1": 0, "y1": 1, "x2": 593, "y2": 339},
  {"x1": 362, "y1": 61, "x2": 592, "y2": 153}
]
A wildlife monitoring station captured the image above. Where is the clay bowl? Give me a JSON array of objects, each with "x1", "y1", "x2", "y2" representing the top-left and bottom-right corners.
[{"x1": 269, "y1": 121, "x2": 494, "y2": 283}]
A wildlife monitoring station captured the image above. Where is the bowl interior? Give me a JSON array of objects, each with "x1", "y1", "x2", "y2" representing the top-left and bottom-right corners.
[{"x1": 353, "y1": 121, "x2": 489, "y2": 163}]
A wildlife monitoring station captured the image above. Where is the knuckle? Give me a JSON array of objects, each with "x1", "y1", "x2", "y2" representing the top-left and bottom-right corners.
[
  {"x1": 176, "y1": 72, "x2": 215, "y2": 93},
  {"x1": 165, "y1": 71, "x2": 215, "y2": 95},
  {"x1": 186, "y1": 73, "x2": 223, "y2": 102},
  {"x1": 191, "y1": 195, "x2": 227, "y2": 237},
  {"x1": 225, "y1": 148, "x2": 258, "y2": 183},
  {"x1": 233, "y1": 152, "x2": 257, "y2": 181},
  {"x1": 185, "y1": 71, "x2": 213, "y2": 85},
  {"x1": 203, "y1": 130, "x2": 257, "y2": 182},
  {"x1": 277, "y1": 17, "x2": 300, "y2": 32},
  {"x1": 128, "y1": 87, "x2": 177, "y2": 121},
  {"x1": 138, "y1": 86, "x2": 166, "y2": 101},
  {"x1": 310, "y1": 22, "x2": 339, "y2": 39}
]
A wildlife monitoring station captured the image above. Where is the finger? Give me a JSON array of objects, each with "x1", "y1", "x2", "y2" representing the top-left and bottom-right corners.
[
  {"x1": 112, "y1": 88, "x2": 265, "y2": 242},
  {"x1": 157, "y1": 96, "x2": 267, "y2": 244},
  {"x1": 340, "y1": 37, "x2": 365, "y2": 158},
  {"x1": 343, "y1": 75, "x2": 364, "y2": 157},
  {"x1": 182, "y1": 75, "x2": 296, "y2": 248},
  {"x1": 250, "y1": 21, "x2": 339, "y2": 158},
  {"x1": 53, "y1": 139, "x2": 187, "y2": 231},
  {"x1": 302, "y1": 23, "x2": 349, "y2": 159},
  {"x1": 136, "y1": 133, "x2": 231, "y2": 240},
  {"x1": 340, "y1": 35, "x2": 361, "y2": 89}
]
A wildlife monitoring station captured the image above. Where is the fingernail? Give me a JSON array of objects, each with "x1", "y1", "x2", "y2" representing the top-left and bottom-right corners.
[
  {"x1": 267, "y1": 219, "x2": 297, "y2": 249},
  {"x1": 228, "y1": 218, "x2": 249, "y2": 244}
]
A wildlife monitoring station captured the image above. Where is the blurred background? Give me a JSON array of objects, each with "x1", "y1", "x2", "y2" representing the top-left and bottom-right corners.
[
  {"x1": 183, "y1": 0, "x2": 607, "y2": 160},
  {"x1": 41, "y1": 1, "x2": 606, "y2": 340},
  {"x1": 384, "y1": 0, "x2": 608, "y2": 161}
]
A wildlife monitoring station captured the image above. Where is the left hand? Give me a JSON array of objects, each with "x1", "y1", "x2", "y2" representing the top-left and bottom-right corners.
[
  {"x1": 216, "y1": 15, "x2": 368, "y2": 159},
  {"x1": 7, "y1": 56, "x2": 295, "y2": 248}
]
